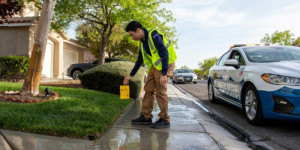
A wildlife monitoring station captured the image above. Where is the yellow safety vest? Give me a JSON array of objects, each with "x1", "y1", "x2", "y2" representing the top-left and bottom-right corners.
[{"x1": 140, "y1": 29, "x2": 177, "y2": 73}]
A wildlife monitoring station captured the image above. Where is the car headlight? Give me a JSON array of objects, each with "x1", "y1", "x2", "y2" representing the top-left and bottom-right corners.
[{"x1": 261, "y1": 74, "x2": 300, "y2": 86}]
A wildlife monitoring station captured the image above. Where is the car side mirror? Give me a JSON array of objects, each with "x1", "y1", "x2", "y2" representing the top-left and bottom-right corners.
[{"x1": 224, "y1": 59, "x2": 240, "y2": 69}]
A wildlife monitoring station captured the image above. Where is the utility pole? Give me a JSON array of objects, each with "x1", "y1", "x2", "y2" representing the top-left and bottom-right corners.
[{"x1": 22, "y1": 0, "x2": 56, "y2": 96}]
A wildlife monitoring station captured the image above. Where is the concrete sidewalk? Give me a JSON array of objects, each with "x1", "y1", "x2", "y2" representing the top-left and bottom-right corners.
[
  {"x1": 93, "y1": 83, "x2": 251, "y2": 150},
  {"x1": 0, "y1": 83, "x2": 251, "y2": 150}
]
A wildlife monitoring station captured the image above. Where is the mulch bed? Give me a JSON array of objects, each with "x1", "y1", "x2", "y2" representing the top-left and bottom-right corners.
[
  {"x1": 0, "y1": 79, "x2": 81, "y2": 103},
  {"x1": 0, "y1": 90, "x2": 59, "y2": 103}
]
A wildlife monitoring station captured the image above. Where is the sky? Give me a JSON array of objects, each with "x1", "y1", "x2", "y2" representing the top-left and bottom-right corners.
[{"x1": 67, "y1": 0, "x2": 300, "y2": 69}]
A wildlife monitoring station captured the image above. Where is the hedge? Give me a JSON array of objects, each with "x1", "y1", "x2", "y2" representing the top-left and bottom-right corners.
[
  {"x1": 79, "y1": 61, "x2": 145, "y2": 99},
  {"x1": 0, "y1": 55, "x2": 30, "y2": 81}
]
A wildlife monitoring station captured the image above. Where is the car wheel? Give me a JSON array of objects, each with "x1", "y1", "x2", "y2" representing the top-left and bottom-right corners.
[
  {"x1": 243, "y1": 85, "x2": 264, "y2": 125},
  {"x1": 193, "y1": 81, "x2": 197, "y2": 84},
  {"x1": 208, "y1": 81, "x2": 217, "y2": 103},
  {"x1": 172, "y1": 79, "x2": 175, "y2": 84},
  {"x1": 72, "y1": 69, "x2": 82, "y2": 80}
]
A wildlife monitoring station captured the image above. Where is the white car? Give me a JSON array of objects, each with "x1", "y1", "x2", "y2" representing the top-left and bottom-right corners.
[
  {"x1": 172, "y1": 69, "x2": 197, "y2": 84},
  {"x1": 208, "y1": 45, "x2": 300, "y2": 125}
]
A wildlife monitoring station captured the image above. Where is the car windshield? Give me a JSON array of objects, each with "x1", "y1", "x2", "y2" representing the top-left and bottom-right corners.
[
  {"x1": 177, "y1": 69, "x2": 192, "y2": 73},
  {"x1": 243, "y1": 46, "x2": 300, "y2": 62}
]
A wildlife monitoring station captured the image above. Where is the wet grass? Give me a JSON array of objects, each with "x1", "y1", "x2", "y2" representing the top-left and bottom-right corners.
[{"x1": 0, "y1": 82, "x2": 133, "y2": 139}]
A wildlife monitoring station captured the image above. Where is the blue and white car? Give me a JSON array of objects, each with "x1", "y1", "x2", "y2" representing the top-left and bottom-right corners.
[{"x1": 208, "y1": 44, "x2": 300, "y2": 125}]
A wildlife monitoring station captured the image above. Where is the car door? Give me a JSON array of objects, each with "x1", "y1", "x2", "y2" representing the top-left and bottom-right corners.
[
  {"x1": 213, "y1": 51, "x2": 231, "y2": 96},
  {"x1": 225, "y1": 49, "x2": 246, "y2": 104},
  {"x1": 85, "y1": 60, "x2": 98, "y2": 71}
]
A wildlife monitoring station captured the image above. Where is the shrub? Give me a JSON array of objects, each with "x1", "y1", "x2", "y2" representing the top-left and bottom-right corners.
[
  {"x1": 79, "y1": 61, "x2": 145, "y2": 99},
  {"x1": 0, "y1": 55, "x2": 30, "y2": 81}
]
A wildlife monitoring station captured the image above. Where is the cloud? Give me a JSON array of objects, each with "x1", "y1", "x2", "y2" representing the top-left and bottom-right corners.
[
  {"x1": 240, "y1": 1, "x2": 300, "y2": 38},
  {"x1": 169, "y1": 0, "x2": 245, "y2": 28},
  {"x1": 171, "y1": 0, "x2": 226, "y2": 7},
  {"x1": 162, "y1": 1, "x2": 300, "y2": 69}
]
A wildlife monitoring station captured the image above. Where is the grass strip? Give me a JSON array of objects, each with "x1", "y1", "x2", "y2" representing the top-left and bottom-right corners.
[{"x1": 0, "y1": 82, "x2": 133, "y2": 139}]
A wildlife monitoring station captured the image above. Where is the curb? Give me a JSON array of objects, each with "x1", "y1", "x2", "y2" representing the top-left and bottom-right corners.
[
  {"x1": 172, "y1": 83, "x2": 270, "y2": 150},
  {"x1": 0, "y1": 130, "x2": 18, "y2": 150}
]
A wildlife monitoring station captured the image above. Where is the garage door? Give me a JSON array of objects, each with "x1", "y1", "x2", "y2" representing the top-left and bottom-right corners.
[
  {"x1": 63, "y1": 49, "x2": 78, "y2": 74},
  {"x1": 41, "y1": 39, "x2": 54, "y2": 78}
]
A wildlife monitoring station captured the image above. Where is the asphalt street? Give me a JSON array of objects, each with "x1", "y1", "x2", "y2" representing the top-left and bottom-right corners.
[{"x1": 175, "y1": 80, "x2": 300, "y2": 150}]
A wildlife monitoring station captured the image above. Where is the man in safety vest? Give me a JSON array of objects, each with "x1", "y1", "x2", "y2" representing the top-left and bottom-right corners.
[{"x1": 123, "y1": 21, "x2": 177, "y2": 128}]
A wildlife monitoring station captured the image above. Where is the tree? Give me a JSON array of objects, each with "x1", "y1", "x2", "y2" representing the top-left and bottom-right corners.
[
  {"x1": 76, "y1": 23, "x2": 139, "y2": 62},
  {"x1": 260, "y1": 30, "x2": 295, "y2": 46},
  {"x1": 22, "y1": 0, "x2": 56, "y2": 96},
  {"x1": 292, "y1": 37, "x2": 300, "y2": 47},
  {"x1": 1, "y1": 0, "x2": 56, "y2": 96},
  {"x1": 193, "y1": 69, "x2": 202, "y2": 74},
  {"x1": 198, "y1": 57, "x2": 218, "y2": 78},
  {"x1": 180, "y1": 65, "x2": 189, "y2": 69},
  {"x1": 108, "y1": 36, "x2": 140, "y2": 62},
  {"x1": 0, "y1": 0, "x2": 22, "y2": 23},
  {"x1": 193, "y1": 68, "x2": 202, "y2": 78},
  {"x1": 53, "y1": 0, "x2": 176, "y2": 65}
]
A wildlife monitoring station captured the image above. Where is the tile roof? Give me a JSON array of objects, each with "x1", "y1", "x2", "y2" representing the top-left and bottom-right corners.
[{"x1": 0, "y1": 16, "x2": 37, "y2": 24}]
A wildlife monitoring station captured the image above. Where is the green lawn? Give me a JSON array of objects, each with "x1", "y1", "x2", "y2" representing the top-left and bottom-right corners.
[{"x1": 0, "y1": 82, "x2": 133, "y2": 139}]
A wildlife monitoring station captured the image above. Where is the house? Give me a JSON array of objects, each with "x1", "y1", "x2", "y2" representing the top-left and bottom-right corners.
[{"x1": 0, "y1": 2, "x2": 96, "y2": 78}]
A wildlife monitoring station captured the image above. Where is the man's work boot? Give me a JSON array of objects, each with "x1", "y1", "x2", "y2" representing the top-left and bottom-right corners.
[
  {"x1": 150, "y1": 118, "x2": 170, "y2": 128},
  {"x1": 132, "y1": 113, "x2": 152, "y2": 125}
]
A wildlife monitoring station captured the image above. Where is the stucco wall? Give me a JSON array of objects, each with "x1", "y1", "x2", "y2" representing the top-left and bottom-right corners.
[
  {"x1": 0, "y1": 26, "x2": 30, "y2": 56},
  {"x1": 0, "y1": 25, "x2": 89, "y2": 79},
  {"x1": 48, "y1": 33, "x2": 64, "y2": 78}
]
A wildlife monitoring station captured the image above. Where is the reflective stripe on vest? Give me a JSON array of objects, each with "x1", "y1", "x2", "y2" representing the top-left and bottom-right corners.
[
  {"x1": 140, "y1": 42, "x2": 151, "y2": 64},
  {"x1": 148, "y1": 36, "x2": 155, "y2": 51},
  {"x1": 147, "y1": 32, "x2": 171, "y2": 54},
  {"x1": 141, "y1": 28, "x2": 177, "y2": 73},
  {"x1": 154, "y1": 59, "x2": 162, "y2": 66},
  {"x1": 148, "y1": 38, "x2": 171, "y2": 50},
  {"x1": 148, "y1": 39, "x2": 170, "y2": 52},
  {"x1": 166, "y1": 39, "x2": 171, "y2": 48}
]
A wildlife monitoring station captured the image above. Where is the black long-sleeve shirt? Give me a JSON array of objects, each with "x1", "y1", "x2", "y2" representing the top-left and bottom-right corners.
[{"x1": 130, "y1": 28, "x2": 169, "y2": 76}]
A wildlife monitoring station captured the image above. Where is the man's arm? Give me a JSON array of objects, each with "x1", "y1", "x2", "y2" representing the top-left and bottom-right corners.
[
  {"x1": 123, "y1": 50, "x2": 143, "y2": 85},
  {"x1": 130, "y1": 50, "x2": 143, "y2": 76},
  {"x1": 151, "y1": 31, "x2": 169, "y2": 76},
  {"x1": 152, "y1": 31, "x2": 169, "y2": 86}
]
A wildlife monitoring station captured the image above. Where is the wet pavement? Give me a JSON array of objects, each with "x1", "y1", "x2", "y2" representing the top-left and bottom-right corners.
[
  {"x1": 0, "y1": 132, "x2": 12, "y2": 150},
  {"x1": 0, "y1": 129, "x2": 93, "y2": 150},
  {"x1": 0, "y1": 83, "x2": 251, "y2": 150},
  {"x1": 93, "y1": 84, "x2": 251, "y2": 150}
]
